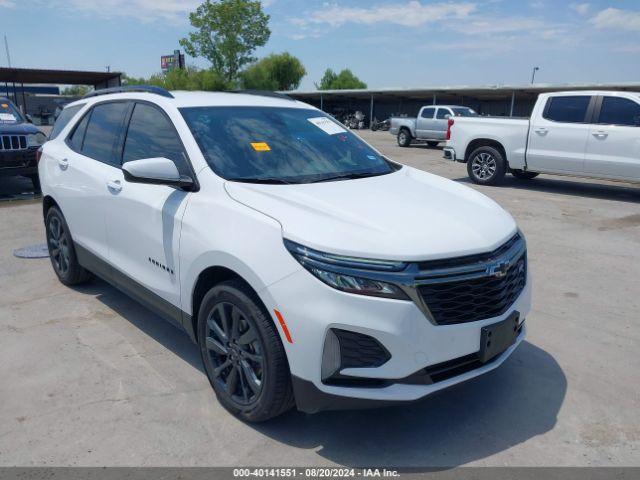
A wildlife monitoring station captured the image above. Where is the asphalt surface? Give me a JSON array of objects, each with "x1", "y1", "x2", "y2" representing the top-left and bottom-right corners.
[{"x1": 0, "y1": 130, "x2": 638, "y2": 467}]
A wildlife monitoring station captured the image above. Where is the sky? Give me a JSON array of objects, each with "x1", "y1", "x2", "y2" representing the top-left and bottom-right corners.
[{"x1": 0, "y1": 0, "x2": 639, "y2": 90}]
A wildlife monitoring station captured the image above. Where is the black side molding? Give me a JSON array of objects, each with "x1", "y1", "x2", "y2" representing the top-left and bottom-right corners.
[{"x1": 74, "y1": 243, "x2": 194, "y2": 339}]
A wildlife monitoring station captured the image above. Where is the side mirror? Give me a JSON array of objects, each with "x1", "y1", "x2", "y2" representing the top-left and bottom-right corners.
[{"x1": 122, "y1": 157, "x2": 195, "y2": 190}]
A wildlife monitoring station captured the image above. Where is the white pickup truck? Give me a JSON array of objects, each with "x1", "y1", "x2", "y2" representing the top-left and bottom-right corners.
[{"x1": 444, "y1": 91, "x2": 640, "y2": 185}]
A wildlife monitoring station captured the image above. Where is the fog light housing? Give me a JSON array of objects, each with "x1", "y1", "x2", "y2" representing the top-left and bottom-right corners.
[
  {"x1": 321, "y1": 328, "x2": 391, "y2": 383},
  {"x1": 321, "y1": 329, "x2": 341, "y2": 381}
]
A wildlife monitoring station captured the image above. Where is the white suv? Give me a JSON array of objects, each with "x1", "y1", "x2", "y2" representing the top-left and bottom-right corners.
[{"x1": 40, "y1": 86, "x2": 531, "y2": 421}]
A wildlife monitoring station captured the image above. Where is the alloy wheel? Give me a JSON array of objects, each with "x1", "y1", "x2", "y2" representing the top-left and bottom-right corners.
[
  {"x1": 471, "y1": 152, "x2": 497, "y2": 180},
  {"x1": 48, "y1": 216, "x2": 70, "y2": 276},
  {"x1": 205, "y1": 302, "x2": 265, "y2": 407}
]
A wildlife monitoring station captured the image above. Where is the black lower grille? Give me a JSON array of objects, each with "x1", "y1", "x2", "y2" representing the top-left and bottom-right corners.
[
  {"x1": 418, "y1": 256, "x2": 527, "y2": 325},
  {"x1": 333, "y1": 329, "x2": 390, "y2": 369}
]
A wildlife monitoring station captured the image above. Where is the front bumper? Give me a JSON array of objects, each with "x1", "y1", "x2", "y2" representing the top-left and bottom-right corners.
[
  {"x1": 262, "y1": 264, "x2": 532, "y2": 413},
  {"x1": 0, "y1": 148, "x2": 38, "y2": 177}
]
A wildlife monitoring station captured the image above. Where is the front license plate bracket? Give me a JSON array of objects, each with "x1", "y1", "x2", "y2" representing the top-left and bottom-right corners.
[{"x1": 479, "y1": 311, "x2": 521, "y2": 363}]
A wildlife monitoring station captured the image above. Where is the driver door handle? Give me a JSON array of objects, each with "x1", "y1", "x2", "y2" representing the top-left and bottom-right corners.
[
  {"x1": 534, "y1": 127, "x2": 548, "y2": 135},
  {"x1": 58, "y1": 158, "x2": 69, "y2": 170},
  {"x1": 107, "y1": 180, "x2": 122, "y2": 193},
  {"x1": 592, "y1": 130, "x2": 608, "y2": 139}
]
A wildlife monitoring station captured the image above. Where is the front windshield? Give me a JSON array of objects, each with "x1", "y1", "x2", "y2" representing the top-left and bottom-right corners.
[
  {"x1": 180, "y1": 106, "x2": 397, "y2": 183},
  {"x1": 0, "y1": 100, "x2": 24, "y2": 124},
  {"x1": 451, "y1": 107, "x2": 477, "y2": 117}
]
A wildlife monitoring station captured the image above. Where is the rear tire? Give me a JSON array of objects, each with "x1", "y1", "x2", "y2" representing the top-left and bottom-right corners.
[
  {"x1": 45, "y1": 206, "x2": 92, "y2": 285},
  {"x1": 427, "y1": 141, "x2": 439, "y2": 147},
  {"x1": 511, "y1": 169, "x2": 539, "y2": 180},
  {"x1": 198, "y1": 280, "x2": 294, "y2": 422},
  {"x1": 29, "y1": 174, "x2": 41, "y2": 193},
  {"x1": 397, "y1": 129, "x2": 412, "y2": 147},
  {"x1": 467, "y1": 145, "x2": 507, "y2": 185}
]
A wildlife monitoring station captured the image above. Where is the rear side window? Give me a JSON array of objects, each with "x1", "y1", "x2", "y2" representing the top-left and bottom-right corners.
[
  {"x1": 123, "y1": 103, "x2": 190, "y2": 176},
  {"x1": 543, "y1": 96, "x2": 591, "y2": 123},
  {"x1": 436, "y1": 109, "x2": 450, "y2": 119},
  {"x1": 81, "y1": 102, "x2": 129, "y2": 166},
  {"x1": 49, "y1": 104, "x2": 83, "y2": 140},
  {"x1": 421, "y1": 107, "x2": 435, "y2": 119},
  {"x1": 597, "y1": 97, "x2": 640, "y2": 126}
]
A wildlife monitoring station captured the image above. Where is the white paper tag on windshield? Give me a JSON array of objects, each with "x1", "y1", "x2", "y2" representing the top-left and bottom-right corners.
[
  {"x1": 307, "y1": 117, "x2": 346, "y2": 135},
  {"x1": 0, "y1": 113, "x2": 16, "y2": 123}
]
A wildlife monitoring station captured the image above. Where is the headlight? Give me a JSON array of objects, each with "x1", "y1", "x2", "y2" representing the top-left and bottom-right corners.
[
  {"x1": 284, "y1": 239, "x2": 409, "y2": 300},
  {"x1": 27, "y1": 132, "x2": 46, "y2": 148}
]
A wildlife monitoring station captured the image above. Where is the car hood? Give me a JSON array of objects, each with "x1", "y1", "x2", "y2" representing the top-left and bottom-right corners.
[
  {"x1": 224, "y1": 167, "x2": 517, "y2": 261},
  {"x1": 0, "y1": 122, "x2": 40, "y2": 135}
]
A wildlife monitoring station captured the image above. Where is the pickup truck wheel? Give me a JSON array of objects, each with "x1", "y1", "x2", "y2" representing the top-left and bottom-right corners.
[
  {"x1": 467, "y1": 146, "x2": 506, "y2": 185},
  {"x1": 397, "y1": 129, "x2": 412, "y2": 147},
  {"x1": 511, "y1": 169, "x2": 539, "y2": 180},
  {"x1": 45, "y1": 206, "x2": 92, "y2": 285},
  {"x1": 427, "y1": 141, "x2": 439, "y2": 147},
  {"x1": 198, "y1": 280, "x2": 294, "y2": 422}
]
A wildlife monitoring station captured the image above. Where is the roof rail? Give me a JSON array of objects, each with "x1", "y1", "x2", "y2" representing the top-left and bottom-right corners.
[
  {"x1": 231, "y1": 90, "x2": 294, "y2": 101},
  {"x1": 83, "y1": 85, "x2": 174, "y2": 99}
]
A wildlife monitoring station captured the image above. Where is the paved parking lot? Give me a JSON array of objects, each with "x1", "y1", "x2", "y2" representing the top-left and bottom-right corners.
[{"x1": 0, "y1": 131, "x2": 639, "y2": 467}]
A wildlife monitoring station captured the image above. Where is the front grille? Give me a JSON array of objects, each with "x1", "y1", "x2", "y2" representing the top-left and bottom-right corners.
[
  {"x1": 0, "y1": 135, "x2": 27, "y2": 151},
  {"x1": 416, "y1": 234, "x2": 527, "y2": 325}
]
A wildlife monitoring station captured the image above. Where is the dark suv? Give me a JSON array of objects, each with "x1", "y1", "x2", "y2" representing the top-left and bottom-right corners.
[{"x1": 0, "y1": 97, "x2": 46, "y2": 191}]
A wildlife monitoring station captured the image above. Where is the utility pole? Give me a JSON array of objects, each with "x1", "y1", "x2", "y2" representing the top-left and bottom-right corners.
[
  {"x1": 531, "y1": 66, "x2": 540, "y2": 84},
  {"x1": 4, "y1": 35, "x2": 11, "y2": 68},
  {"x1": 106, "y1": 65, "x2": 110, "y2": 72}
]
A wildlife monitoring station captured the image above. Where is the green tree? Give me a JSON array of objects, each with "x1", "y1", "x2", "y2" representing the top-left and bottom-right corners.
[
  {"x1": 180, "y1": 0, "x2": 271, "y2": 84},
  {"x1": 122, "y1": 67, "x2": 231, "y2": 91},
  {"x1": 316, "y1": 68, "x2": 367, "y2": 90},
  {"x1": 61, "y1": 85, "x2": 91, "y2": 96},
  {"x1": 240, "y1": 52, "x2": 306, "y2": 91}
]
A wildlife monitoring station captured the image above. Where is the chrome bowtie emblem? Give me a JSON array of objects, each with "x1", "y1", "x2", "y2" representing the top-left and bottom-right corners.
[{"x1": 487, "y1": 261, "x2": 510, "y2": 278}]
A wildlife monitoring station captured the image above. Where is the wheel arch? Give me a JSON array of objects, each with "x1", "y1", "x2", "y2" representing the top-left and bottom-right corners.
[
  {"x1": 398, "y1": 125, "x2": 413, "y2": 137},
  {"x1": 42, "y1": 195, "x2": 60, "y2": 220},
  {"x1": 189, "y1": 265, "x2": 268, "y2": 343},
  {"x1": 464, "y1": 138, "x2": 508, "y2": 166}
]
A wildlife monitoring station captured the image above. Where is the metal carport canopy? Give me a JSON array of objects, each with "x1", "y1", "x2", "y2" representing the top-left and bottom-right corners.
[
  {"x1": 0, "y1": 67, "x2": 122, "y2": 87},
  {"x1": 286, "y1": 82, "x2": 640, "y2": 101}
]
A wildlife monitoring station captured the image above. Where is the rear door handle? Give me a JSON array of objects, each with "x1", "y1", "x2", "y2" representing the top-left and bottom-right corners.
[
  {"x1": 534, "y1": 128, "x2": 548, "y2": 135},
  {"x1": 107, "y1": 180, "x2": 122, "y2": 193},
  {"x1": 592, "y1": 131, "x2": 609, "y2": 139},
  {"x1": 57, "y1": 158, "x2": 69, "y2": 170}
]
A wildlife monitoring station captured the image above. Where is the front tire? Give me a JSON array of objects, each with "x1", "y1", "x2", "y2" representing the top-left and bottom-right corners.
[
  {"x1": 467, "y1": 146, "x2": 507, "y2": 185},
  {"x1": 511, "y1": 169, "x2": 539, "y2": 180},
  {"x1": 397, "y1": 129, "x2": 412, "y2": 147},
  {"x1": 45, "y1": 206, "x2": 92, "y2": 285},
  {"x1": 198, "y1": 280, "x2": 294, "y2": 422}
]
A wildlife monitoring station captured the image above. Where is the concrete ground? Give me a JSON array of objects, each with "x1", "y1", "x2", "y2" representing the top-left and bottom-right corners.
[{"x1": 0, "y1": 131, "x2": 639, "y2": 467}]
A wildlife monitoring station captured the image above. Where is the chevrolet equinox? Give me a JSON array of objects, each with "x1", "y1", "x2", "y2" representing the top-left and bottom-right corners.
[{"x1": 39, "y1": 86, "x2": 531, "y2": 421}]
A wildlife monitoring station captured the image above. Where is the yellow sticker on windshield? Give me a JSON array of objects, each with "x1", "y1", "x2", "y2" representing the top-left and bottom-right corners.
[{"x1": 251, "y1": 142, "x2": 271, "y2": 152}]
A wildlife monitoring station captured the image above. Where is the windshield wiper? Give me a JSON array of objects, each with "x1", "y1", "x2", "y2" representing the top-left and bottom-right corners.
[
  {"x1": 227, "y1": 177, "x2": 295, "y2": 184},
  {"x1": 309, "y1": 172, "x2": 385, "y2": 183}
]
